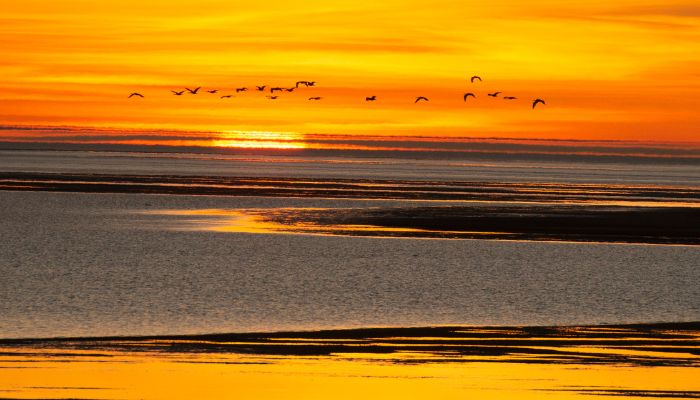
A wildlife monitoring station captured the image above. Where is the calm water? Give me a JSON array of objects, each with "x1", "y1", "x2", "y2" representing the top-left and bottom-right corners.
[{"x1": 1, "y1": 189, "x2": 699, "y2": 338}]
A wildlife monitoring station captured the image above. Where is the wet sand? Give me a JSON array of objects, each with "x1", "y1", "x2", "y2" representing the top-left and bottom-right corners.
[{"x1": 1, "y1": 323, "x2": 698, "y2": 399}]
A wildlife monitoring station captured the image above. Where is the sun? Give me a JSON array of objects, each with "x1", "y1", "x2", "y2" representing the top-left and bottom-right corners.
[{"x1": 211, "y1": 130, "x2": 307, "y2": 149}]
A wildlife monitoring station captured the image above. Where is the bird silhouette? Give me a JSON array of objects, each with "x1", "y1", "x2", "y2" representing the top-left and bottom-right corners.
[{"x1": 122, "y1": 74, "x2": 544, "y2": 113}]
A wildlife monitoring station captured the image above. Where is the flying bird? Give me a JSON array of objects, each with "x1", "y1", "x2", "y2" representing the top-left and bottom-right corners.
[
  {"x1": 308, "y1": 97, "x2": 322, "y2": 100},
  {"x1": 220, "y1": 95, "x2": 233, "y2": 99},
  {"x1": 532, "y1": 98, "x2": 546, "y2": 109},
  {"x1": 256, "y1": 85, "x2": 267, "y2": 91},
  {"x1": 295, "y1": 81, "x2": 309, "y2": 88},
  {"x1": 207, "y1": 89, "x2": 219, "y2": 94},
  {"x1": 503, "y1": 96, "x2": 517, "y2": 100},
  {"x1": 235, "y1": 88, "x2": 247, "y2": 93},
  {"x1": 266, "y1": 95, "x2": 278, "y2": 99},
  {"x1": 463, "y1": 93, "x2": 476, "y2": 101},
  {"x1": 128, "y1": 93, "x2": 144, "y2": 98},
  {"x1": 470, "y1": 76, "x2": 482, "y2": 83},
  {"x1": 270, "y1": 87, "x2": 284, "y2": 93},
  {"x1": 366, "y1": 96, "x2": 377, "y2": 101},
  {"x1": 171, "y1": 90, "x2": 185, "y2": 96},
  {"x1": 185, "y1": 87, "x2": 201, "y2": 94},
  {"x1": 307, "y1": 81, "x2": 316, "y2": 87},
  {"x1": 415, "y1": 96, "x2": 429, "y2": 103},
  {"x1": 285, "y1": 88, "x2": 296, "y2": 92},
  {"x1": 487, "y1": 92, "x2": 501, "y2": 97}
]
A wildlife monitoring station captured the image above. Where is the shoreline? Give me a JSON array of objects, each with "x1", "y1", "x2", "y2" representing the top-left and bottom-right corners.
[
  {"x1": 2, "y1": 322, "x2": 698, "y2": 367},
  {"x1": 2, "y1": 320, "x2": 698, "y2": 342},
  {"x1": 252, "y1": 205, "x2": 700, "y2": 245}
]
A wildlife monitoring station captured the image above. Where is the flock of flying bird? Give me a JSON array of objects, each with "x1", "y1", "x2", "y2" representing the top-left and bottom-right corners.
[{"x1": 128, "y1": 75, "x2": 547, "y2": 109}]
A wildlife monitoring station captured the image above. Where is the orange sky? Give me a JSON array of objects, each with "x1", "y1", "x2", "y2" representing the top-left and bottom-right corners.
[{"x1": 1, "y1": 0, "x2": 700, "y2": 142}]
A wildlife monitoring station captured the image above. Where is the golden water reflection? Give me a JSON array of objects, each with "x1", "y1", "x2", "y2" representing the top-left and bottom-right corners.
[
  {"x1": 1, "y1": 347, "x2": 698, "y2": 400},
  {"x1": 143, "y1": 206, "x2": 700, "y2": 245},
  {"x1": 146, "y1": 208, "x2": 507, "y2": 237},
  {"x1": 2, "y1": 324, "x2": 698, "y2": 399}
]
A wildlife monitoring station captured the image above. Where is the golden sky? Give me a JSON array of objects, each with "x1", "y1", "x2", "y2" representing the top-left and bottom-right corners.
[{"x1": 2, "y1": 0, "x2": 700, "y2": 142}]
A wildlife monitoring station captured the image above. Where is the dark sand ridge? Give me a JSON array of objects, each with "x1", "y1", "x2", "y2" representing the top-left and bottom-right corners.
[
  {"x1": 252, "y1": 205, "x2": 700, "y2": 245},
  {"x1": 1, "y1": 322, "x2": 698, "y2": 367}
]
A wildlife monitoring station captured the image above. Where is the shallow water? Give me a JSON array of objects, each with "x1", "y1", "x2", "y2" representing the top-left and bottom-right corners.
[
  {"x1": 3, "y1": 349, "x2": 697, "y2": 400},
  {"x1": 1, "y1": 190, "x2": 698, "y2": 338}
]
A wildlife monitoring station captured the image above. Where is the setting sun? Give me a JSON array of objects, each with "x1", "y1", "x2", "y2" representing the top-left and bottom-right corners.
[{"x1": 212, "y1": 130, "x2": 307, "y2": 149}]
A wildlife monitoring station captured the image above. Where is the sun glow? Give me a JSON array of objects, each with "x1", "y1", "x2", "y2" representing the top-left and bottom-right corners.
[{"x1": 212, "y1": 130, "x2": 307, "y2": 149}]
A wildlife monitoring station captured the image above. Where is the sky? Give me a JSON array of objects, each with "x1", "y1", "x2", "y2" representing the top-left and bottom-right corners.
[{"x1": 1, "y1": 0, "x2": 700, "y2": 144}]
